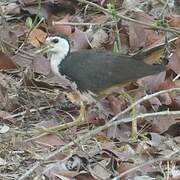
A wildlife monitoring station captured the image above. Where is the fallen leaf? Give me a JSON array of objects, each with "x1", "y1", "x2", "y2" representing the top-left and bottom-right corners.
[
  {"x1": 168, "y1": 39, "x2": 180, "y2": 74},
  {"x1": 151, "y1": 116, "x2": 179, "y2": 134},
  {"x1": 0, "y1": 51, "x2": 17, "y2": 70},
  {"x1": 28, "y1": 28, "x2": 47, "y2": 48},
  {"x1": 90, "y1": 15, "x2": 110, "y2": 24},
  {"x1": 165, "y1": 15, "x2": 180, "y2": 28},
  {"x1": 91, "y1": 29, "x2": 108, "y2": 49},
  {"x1": 31, "y1": 54, "x2": 50, "y2": 75},
  {"x1": 49, "y1": 15, "x2": 72, "y2": 36},
  {"x1": 34, "y1": 134, "x2": 65, "y2": 147},
  {"x1": 137, "y1": 71, "x2": 166, "y2": 91},
  {"x1": 129, "y1": 11, "x2": 164, "y2": 51},
  {"x1": 158, "y1": 79, "x2": 176, "y2": 99},
  {"x1": 106, "y1": 94, "x2": 123, "y2": 115},
  {"x1": 89, "y1": 158, "x2": 113, "y2": 179},
  {"x1": 69, "y1": 28, "x2": 92, "y2": 52}
]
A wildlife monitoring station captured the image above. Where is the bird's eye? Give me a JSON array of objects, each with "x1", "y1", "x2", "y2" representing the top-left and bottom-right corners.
[{"x1": 52, "y1": 38, "x2": 59, "y2": 43}]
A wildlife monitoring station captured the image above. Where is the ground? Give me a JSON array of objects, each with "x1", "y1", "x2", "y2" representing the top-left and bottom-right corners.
[{"x1": 0, "y1": 0, "x2": 180, "y2": 179}]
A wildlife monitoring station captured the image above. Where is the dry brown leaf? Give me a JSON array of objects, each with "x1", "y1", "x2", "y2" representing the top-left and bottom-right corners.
[
  {"x1": 34, "y1": 134, "x2": 65, "y2": 147},
  {"x1": 117, "y1": 161, "x2": 135, "y2": 180},
  {"x1": 148, "y1": 96, "x2": 162, "y2": 111},
  {"x1": 54, "y1": 170, "x2": 79, "y2": 179},
  {"x1": 86, "y1": 107, "x2": 105, "y2": 126},
  {"x1": 49, "y1": 15, "x2": 72, "y2": 36},
  {"x1": 91, "y1": 29, "x2": 108, "y2": 49},
  {"x1": 165, "y1": 15, "x2": 180, "y2": 28},
  {"x1": 90, "y1": 15, "x2": 110, "y2": 24},
  {"x1": 129, "y1": 11, "x2": 164, "y2": 51},
  {"x1": 69, "y1": 28, "x2": 92, "y2": 52},
  {"x1": 137, "y1": 71, "x2": 166, "y2": 91},
  {"x1": 28, "y1": 29, "x2": 47, "y2": 48},
  {"x1": 89, "y1": 159, "x2": 113, "y2": 179},
  {"x1": 162, "y1": 122, "x2": 180, "y2": 137},
  {"x1": 12, "y1": 54, "x2": 32, "y2": 68},
  {"x1": 0, "y1": 51, "x2": 17, "y2": 70},
  {"x1": 106, "y1": 94, "x2": 122, "y2": 115},
  {"x1": 151, "y1": 116, "x2": 179, "y2": 134},
  {"x1": 73, "y1": 173, "x2": 95, "y2": 180},
  {"x1": 43, "y1": 76, "x2": 71, "y2": 88},
  {"x1": 158, "y1": 79, "x2": 176, "y2": 99},
  {"x1": 0, "y1": 27, "x2": 18, "y2": 55},
  {"x1": 168, "y1": 39, "x2": 180, "y2": 74},
  {"x1": 31, "y1": 54, "x2": 50, "y2": 75}
]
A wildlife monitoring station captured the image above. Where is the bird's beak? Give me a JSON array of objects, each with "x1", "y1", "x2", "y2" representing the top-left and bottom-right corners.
[{"x1": 34, "y1": 38, "x2": 53, "y2": 54}]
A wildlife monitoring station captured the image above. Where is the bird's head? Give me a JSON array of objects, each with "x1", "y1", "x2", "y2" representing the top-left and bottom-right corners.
[{"x1": 45, "y1": 35, "x2": 70, "y2": 56}]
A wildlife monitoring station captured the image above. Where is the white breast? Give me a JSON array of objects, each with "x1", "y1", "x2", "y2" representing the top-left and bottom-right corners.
[
  {"x1": 50, "y1": 54, "x2": 61, "y2": 77},
  {"x1": 50, "y1": 53, "x2": 69, "y2": 83}
]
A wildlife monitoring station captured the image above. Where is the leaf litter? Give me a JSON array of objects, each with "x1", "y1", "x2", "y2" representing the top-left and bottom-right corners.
[{"x1": 0, "y1": 0, "x2": 180, "y2": 179}]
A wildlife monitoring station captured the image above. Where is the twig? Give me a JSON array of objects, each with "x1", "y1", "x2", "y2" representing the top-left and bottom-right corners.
[
  {"x1": 78, "y1": 0, "x2": 180, "y2": 35},
  {"x1": 52, "y1": 21, "x2": 114, "y2": 26},
  {"x1": 109, "y1": 88, "x2": 180, "y2": 123},
  {"x1": 3, "y1": 105, "x2": 52, "y2": 120},
  {"x1": 173, "y1": 74, "x2": 180, "y2": 81},
  {"x1": 45, "y1": 110, "x2": 180, "y2": 160},
  {"x1": 2, "y1": 40, "x2": 35, "y2": 58}
]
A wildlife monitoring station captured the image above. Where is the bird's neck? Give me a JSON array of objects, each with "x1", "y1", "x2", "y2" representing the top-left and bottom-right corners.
[{"x1": 49, "y1": 52, "x2": 68, "y2": 77}]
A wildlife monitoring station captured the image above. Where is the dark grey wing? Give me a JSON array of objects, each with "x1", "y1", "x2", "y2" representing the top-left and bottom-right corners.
[{"x1": 60, "y1": 50, "x2": 164, "y2": 93}]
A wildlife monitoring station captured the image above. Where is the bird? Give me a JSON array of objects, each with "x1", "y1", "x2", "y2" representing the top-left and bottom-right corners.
[{"x1": 44, "y1": 34, "x2": 165, "y2": 95}]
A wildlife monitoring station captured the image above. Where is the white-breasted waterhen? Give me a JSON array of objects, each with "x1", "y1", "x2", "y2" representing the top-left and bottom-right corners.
[{"x1": 44, "y1": 34, "x2": 165, "y2": 95}]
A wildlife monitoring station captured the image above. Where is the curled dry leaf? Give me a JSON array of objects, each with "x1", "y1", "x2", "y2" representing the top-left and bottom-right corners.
[
  {"x1": 28, "y1": 29, "x2": 47, "y2": 48},
  {"x1": 91, "y1": 29, "x2": 108, "y2": 49}
]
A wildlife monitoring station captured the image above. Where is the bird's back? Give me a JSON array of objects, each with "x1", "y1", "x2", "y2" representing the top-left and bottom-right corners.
[{"x1": 59, "y1": 50, "x2": 164, "y2": 93}]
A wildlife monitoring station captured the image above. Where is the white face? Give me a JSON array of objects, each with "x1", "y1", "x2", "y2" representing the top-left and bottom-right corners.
[
  {"x1": 45, "y1": 36, "x2": 70, "y2": 78},
  {"x1": 45, "y1": 36, "x2": 70, "y2": 56}
]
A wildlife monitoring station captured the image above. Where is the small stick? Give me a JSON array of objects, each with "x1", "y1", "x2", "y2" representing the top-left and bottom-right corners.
[{"x1": 52, "y1": 21, "x2": 114, "y2": 26}]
